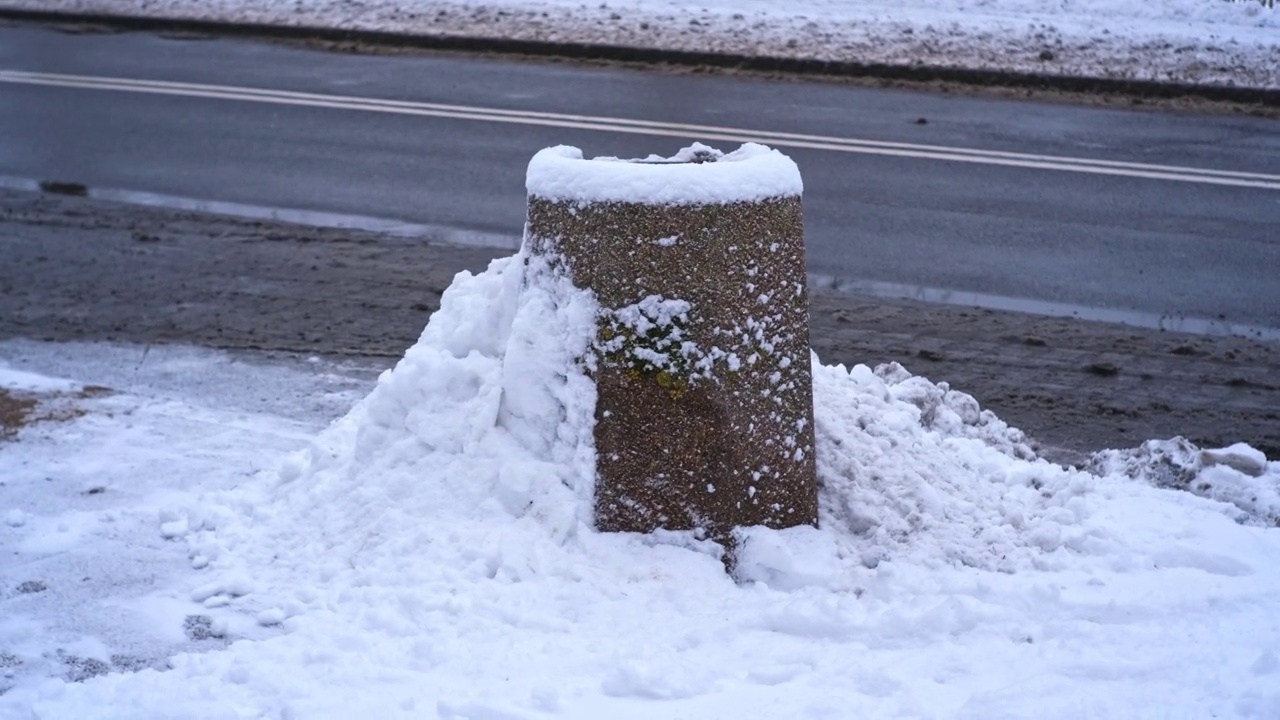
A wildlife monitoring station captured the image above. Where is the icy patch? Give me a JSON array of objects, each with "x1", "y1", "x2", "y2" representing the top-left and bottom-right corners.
[
  {"x1": 0, "y1": 343, "x2": 372, "y2": 700},
  {"x1": 0, "y1": 366, "x2": 81, "y2": 394}
]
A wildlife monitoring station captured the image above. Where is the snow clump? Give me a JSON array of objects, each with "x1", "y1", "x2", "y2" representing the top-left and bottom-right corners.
[{"x1": 1091, "y1": 438, "x2": 1280, "y2": 527}]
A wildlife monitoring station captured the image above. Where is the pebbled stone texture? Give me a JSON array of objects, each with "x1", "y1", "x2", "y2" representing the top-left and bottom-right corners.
[{"x1": 527, "y1": 192, "x2": 818, "y2": 536}]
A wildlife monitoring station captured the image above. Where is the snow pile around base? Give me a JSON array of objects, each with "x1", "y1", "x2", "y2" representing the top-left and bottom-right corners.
[
  {"x1": 527, "y1": 143, "x2": 802, "y2": 205},
  {"x1": 6, "y1": 244, "x2": 1280, "y2": 717},
  {"x1": 10, "y1": 0, "x2": 1278, "y2": 88},
  {"x1": 198, "y1": 247, "x2": 601, "y2": 604},
  {"x1": 202, "y1": 246, "x2": 1124, "y2": 593}
]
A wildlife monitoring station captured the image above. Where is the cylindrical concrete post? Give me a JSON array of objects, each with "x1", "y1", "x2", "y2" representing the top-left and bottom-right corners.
[{"x1": 525, "y1": 143, "x2": 817, "y2": 537}]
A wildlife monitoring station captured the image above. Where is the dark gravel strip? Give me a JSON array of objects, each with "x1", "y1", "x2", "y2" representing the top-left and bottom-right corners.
[{"x1": 3, "y1": 188, "x2": 1278, "y2": 464}]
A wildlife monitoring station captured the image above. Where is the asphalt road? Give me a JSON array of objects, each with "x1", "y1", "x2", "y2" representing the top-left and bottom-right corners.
[{"x1": 2, "y1": 23, "x2": 1278, "y2": 332}]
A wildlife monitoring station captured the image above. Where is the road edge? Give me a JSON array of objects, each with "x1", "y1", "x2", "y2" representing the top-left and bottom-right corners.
[{"x1": 3, "y1": 7, "x2": 1277, "y2": 108}]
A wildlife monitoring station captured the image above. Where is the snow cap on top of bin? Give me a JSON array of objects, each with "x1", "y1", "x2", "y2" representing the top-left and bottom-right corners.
[{"x1": 525, "y1": 143, "x2": 803, "y2": 205}]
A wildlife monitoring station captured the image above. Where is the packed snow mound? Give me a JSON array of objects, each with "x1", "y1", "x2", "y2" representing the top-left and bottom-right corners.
[
  {"x1": 813, "y1": 359, "x2": 1095, "y2": 574},
  {"x1": 1091, "y1": 438, "x2": 1280, "y2": 527},
  {"x1": 526, "y1": 143, "x2": 802, "y2": 205},
  {"x1": 189, "y1": 244, "x2": 1106, "y2": 604},
  {"x1": 7, "y1": 253, "x2": 1280, "y2": 718},
  {"x1": 870, "y1": 360, "x2": 1037, "y2": 461},
  {"x1": 175, "y1": 243, "x2": 1280, "y2": 603},
  {"x1": 218, "y1": 249, "x2": 601, "y2": 590}
]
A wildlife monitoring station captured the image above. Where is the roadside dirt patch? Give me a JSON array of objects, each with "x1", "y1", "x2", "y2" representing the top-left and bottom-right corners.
[
  {"x1": 0, "y1": 385, "x2": 110, "y2": 440},
  {"x1": 1, "y1": 189, "x2": 1277, "y2": 460},
  {"x1": 0, "y1": 389, "x2": 38, "y2": 438}
]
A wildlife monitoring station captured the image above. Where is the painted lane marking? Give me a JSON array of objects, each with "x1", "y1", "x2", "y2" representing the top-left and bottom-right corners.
[
  {"x1": 14, "y1": 70, "x2": 1277, "y2": 182},
  {"x1": 3, "y1": 70, "x2": 1278, "y2": 190}
]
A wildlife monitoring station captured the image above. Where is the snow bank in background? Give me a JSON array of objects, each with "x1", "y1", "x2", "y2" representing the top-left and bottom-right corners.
[
  {"x1": 6, "y1": 247, "x2": 1280, "y2": 717},
  {"x1": 1091, "y1": 437, "x2": 1280, "y2": 527},
  {"x1": 9, "y1": 0, "x2": 1278, "y2": 88},
  {"x1": 527, "y1": 143, "x2": 802, "y2": 205}
]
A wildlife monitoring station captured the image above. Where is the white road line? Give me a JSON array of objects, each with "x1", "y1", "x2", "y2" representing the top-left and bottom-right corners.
[
  {"x1": 4, "y1": 70, "x2": 1278, "y2": 190},
  {"x1": 12, "y1": 70, "x2": 1275, "y2": 182}
]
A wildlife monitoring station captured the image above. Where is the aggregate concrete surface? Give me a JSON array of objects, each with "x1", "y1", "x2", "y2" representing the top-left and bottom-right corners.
[{"x1": 2, "y1": 188, "x2": 1277, "y2": 464}]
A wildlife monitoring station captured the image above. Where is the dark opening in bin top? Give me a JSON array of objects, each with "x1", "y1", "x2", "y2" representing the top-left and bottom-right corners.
[{"x1": 631, "y1": 147, "x2": 720, "y2": 165}]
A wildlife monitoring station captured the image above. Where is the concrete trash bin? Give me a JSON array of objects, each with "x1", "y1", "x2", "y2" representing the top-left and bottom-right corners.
[{"x1": 524, "y1": 143, "x2": 818, "y2": 537}]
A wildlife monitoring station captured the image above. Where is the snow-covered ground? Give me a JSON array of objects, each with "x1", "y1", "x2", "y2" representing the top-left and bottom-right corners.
[
  {"x1": 8, "y1": 0, "x2": 1278, "y2": 88},
  {"x1": 3, "y1": 238, "x2": 1280, "y2": 717}
]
